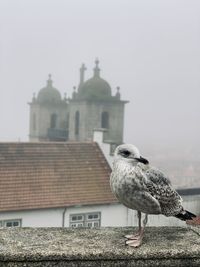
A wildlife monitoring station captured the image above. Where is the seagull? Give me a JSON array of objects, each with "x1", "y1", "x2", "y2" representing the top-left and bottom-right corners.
[{"x1": 110, "y1": 144, "x2": 197, "y2": 248}]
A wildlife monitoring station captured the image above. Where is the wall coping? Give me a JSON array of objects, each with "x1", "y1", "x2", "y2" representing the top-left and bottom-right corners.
[{"x1": 0, "y1": 227, "x2": 199, "y2": 266}]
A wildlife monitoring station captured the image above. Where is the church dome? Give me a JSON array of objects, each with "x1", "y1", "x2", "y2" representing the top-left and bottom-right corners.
[
  {"x1": 79, "y1": 76, "x2": 112, "y2": 99},
  {"x1": 78, "y1": 59, "x2": 112, "y2": 100},
  {"x1": 37, "y1": 74, "x2": 62, "y2": 104}
]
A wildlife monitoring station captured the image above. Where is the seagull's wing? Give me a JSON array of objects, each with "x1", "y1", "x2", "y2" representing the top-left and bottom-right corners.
[
  {"x1": 144, "y1": 166, "x2": 183, "y2": 216},
  {"x1": 145, "y1": 167, "x2": 171, "y2": 185}
]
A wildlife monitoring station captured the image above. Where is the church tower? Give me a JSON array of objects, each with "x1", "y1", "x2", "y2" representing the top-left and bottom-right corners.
[
  {"x1": 29, "y1": 60, "x2": 128, "y2": 145},
  {"x1": 68, "y1": 59, "x2": 128, "y2": 144},
  {"x1": 29, "y1": 74, "x2": 68, "y2": 141}
]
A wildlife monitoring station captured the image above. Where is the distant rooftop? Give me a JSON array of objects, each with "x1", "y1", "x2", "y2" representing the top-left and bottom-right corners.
[{"x1": 0, "y1": 142, "x2": 117, "y2": 212}]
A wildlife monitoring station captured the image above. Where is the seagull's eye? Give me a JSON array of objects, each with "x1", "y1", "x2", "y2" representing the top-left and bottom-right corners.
[{"x1": 121, "y1": 150, "x2": 131, "y2": 158}]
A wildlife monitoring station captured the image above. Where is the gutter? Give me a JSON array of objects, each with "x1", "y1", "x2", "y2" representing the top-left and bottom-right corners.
[{"x1": 62, "y1": 207, "x2": 67, "y2": 227}]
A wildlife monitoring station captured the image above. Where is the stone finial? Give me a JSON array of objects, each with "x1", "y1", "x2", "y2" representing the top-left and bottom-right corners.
[
  {"x1": 95, "y1": 58, "x2": 99, "y2": 67},
  {"x1": 64, "y1": 92, "x2": 67, "y2": 102},
  {"x1": 72, "y1": 86, "x2": 77, "y2": 99},
  {"x1": 32, "y1": 93, "x2": 36, "y2": 102},
  {"x1": 80, "y1": 63, "x2": 87, "y2": 85},
  {"x1": 93, "y1": 58, "x2": 100, "y2": 77},
  {"x1": 47, "y1": 74, "x2": 53, "y2": 87},
  {"x1": 116, "y1": 86, "x2": 121, "y2": 99}
]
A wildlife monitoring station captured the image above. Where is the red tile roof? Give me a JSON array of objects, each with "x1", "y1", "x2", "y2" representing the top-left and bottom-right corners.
[{"x1": 0, "y1": 142, "x2": 117, "y2": 212}]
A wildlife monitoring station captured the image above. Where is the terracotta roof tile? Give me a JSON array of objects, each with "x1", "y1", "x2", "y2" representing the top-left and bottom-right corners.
[{"x1": 0, "y1": 142, "x2": 117, "y2": 212}]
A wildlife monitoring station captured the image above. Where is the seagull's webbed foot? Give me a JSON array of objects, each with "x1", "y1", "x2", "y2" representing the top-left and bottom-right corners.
[
  {"x1": 125, "y1": 228, "x2": 144, "y2": 247},
  {"x1": 125, "y1": 212, "x2": 148, "y2": 248},
  {"x1": 124, "y1": 231, "x2": 141, "y2": 240}
]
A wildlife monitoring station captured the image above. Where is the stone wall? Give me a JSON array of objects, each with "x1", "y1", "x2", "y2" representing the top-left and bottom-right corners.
[{"x1": 0, "y1": 227, "x2": 199, "y2": 266}]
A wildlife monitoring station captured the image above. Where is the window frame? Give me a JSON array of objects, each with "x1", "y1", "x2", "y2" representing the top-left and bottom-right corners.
[
  {"x1": 33, "y1": 113, "x2": 36, "y2": 131},
  {"x1": 69, "y1": 212, "x2": 101, "y2": 228},
  {"x1": 75, "y1": 111, "x2": 80, "y2": 135},
  {"x1": 101, "y1": 111, "x2": 109, "y2": 129},
  {"x1": 50, "y1": 113, "x2": 57, "y2": 129},
  {"x1": 0, "y1": 219, "x2": 22, "y2": 228}
]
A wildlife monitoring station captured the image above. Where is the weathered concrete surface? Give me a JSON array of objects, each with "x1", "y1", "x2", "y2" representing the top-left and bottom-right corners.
[
  {"x1": 189, "y1": 224, "x2": 200, "y2": 236},
  {"x1": 0, "y1": 227, "x2": 199, "y2": 266}
]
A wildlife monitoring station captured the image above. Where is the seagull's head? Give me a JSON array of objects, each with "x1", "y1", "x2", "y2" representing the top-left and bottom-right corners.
[{"x1": 114, "y1": 144, "x2": 149, "y2": 165}]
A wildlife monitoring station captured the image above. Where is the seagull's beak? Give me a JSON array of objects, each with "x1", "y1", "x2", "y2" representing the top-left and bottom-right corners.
[{"x1": 135, "y1": 156, "x2": 149, "y2": 165}]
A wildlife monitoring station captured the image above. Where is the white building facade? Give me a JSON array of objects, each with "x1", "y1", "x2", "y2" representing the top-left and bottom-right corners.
[{"x1": 0, "y1": 194, "x2": 199, "y2": 228}]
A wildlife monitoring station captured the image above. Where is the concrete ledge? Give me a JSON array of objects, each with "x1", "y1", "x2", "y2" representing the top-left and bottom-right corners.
[{"x1": 0, "y1": 227, "x2": 199, "y2": 266}]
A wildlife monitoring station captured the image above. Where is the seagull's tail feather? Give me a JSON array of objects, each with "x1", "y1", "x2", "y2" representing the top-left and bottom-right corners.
[{"x1": 175, "y1": 210, "x2": 196, "y2": 221}]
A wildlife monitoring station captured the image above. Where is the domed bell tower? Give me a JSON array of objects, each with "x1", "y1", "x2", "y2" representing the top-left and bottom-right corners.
[
  {"x1": 29, "y1": 74, "x2": 69, "y2": 141},
  {"x1": 68, "y1": 59, "x2": 128, "y2": 143}
]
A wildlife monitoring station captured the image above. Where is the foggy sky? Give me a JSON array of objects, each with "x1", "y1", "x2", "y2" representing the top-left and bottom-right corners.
[{"x1": 0, "y1": 0, "x2": 200, "y2": 155}]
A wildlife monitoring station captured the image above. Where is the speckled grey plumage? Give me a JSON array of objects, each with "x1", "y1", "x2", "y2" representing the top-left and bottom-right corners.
[{"x1": 110, "y1": 144, "x2": 183, "y2": 217}]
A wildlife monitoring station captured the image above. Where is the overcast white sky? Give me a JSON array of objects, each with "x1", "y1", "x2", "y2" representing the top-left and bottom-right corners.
[{"x1": 0, "y1": 0, "x2": 199, "y2": 155}]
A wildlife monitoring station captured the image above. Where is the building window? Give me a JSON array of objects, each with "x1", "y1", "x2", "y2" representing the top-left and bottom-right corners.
[
  {"x1": 69, "y1": 212, "x2": 101, "y2": 228},
  {"x1": 33, "y1": 113, "x2": 36, "y2": 131},
  {"x1": 101, "y1": 112, "x2": 109, "y2": 129},
  {"x1": 50, "y1": 113, "x2": 57, "y2": 129},
  {"x1": 0, "y1": 219, "x2": 22, "y2": 228},
  {"x1": 66, "y1": 112, "x2": 70, "y2": 129},
  {"x1": 75, "y1": 111, "x2": 80, "y2": 135}
]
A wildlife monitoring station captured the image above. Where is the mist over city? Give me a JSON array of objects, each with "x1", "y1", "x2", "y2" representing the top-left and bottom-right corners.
[
  {"x1": 0, "y1": 0, "x2": 199, "y2": 159},
  {"x1": 0, "y1": 2, "x2": 200, "y2": 259}
]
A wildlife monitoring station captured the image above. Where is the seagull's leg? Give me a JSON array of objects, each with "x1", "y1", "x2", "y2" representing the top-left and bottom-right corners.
[
  {"x1": 143, "y1": 213, "x2": 148, "y2": 227},
  {"x1": 125, "y1": 213, "x2": 148, "y2": 248},
  {"x1": 125, "y1": 211, "x2": 142, "y2": 239}
]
